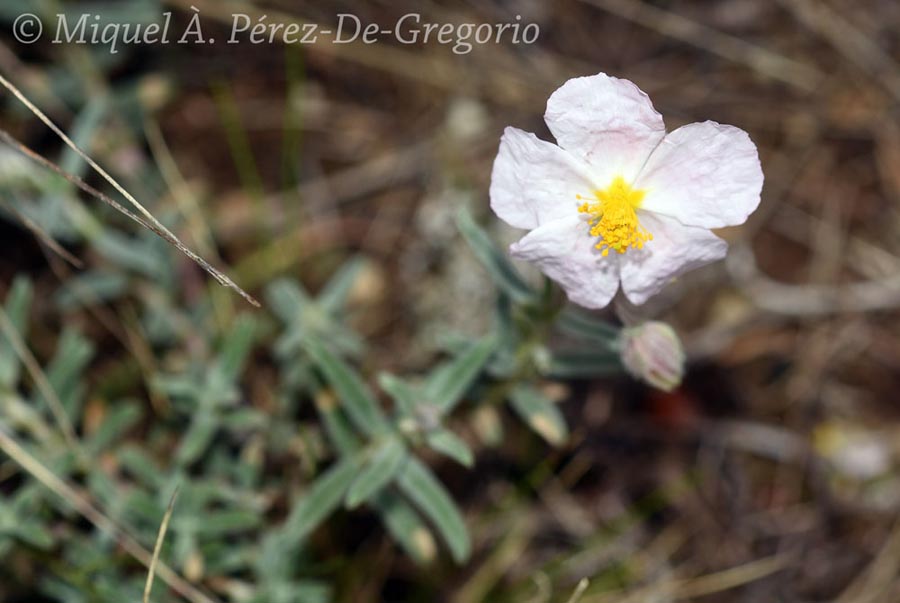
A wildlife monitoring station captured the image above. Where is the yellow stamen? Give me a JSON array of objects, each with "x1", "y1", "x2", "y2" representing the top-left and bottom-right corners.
[{"x1": 578, "y1": 176, "x2": 652, "y2": 256}]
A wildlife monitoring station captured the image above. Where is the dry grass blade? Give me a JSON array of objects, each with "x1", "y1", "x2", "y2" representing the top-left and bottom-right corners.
[
  {"x1": 144, "y1": 486, "x2": 181, "y2": 603},
  {"x1": 672, "y1": 553, "x2": 792, "y2": 599},
  {"x1": 584, "y1": 553, "x2": 791, "y2": 602},
  {"x1": 565, "y1": 578, "x2": 590, "y2": 603},
  {"x1": 0, "y1": 306, "x2": 80, "y2": 453},
  {"x1": 836, "y1": 520, "x2": 900, "y2": 603},
  {"x1": 0, "y1": 127, "x2": 259, "y2": 307},
  {"x1": 0, "y1": 73, "x2": 260, "y2": 307},
  {"x1": 0, "y1": 425, "x2": 220, "y2": 603}
]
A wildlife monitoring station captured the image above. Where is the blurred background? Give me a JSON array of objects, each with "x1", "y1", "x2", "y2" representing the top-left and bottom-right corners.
[{"x1": 2, "y1": 0, "x2": 900, "y2": 601}]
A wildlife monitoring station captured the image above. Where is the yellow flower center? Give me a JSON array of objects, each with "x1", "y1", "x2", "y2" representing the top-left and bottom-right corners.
[{"x1": 577, "y1": 176, "x2": 652, "y2": 256}]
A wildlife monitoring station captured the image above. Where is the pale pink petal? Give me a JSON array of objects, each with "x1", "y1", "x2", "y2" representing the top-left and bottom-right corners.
[
  {"x1": 510, "y1": 215, "x2": 619, "y2": 309},
  {"x1": 490, "y1": 127, "x2": 597, "y2": 230},
  {"x1": 544, "y1": 73, "x2": 665, "y2": 183},
  {"x1": 620, "y1": 212, "x2": 727, "y2": 305},
  {"x1": 635, "y1": 121, "x2": 763, "y2": 229}
]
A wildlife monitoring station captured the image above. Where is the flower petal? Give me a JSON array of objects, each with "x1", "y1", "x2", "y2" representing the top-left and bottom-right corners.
[
  {"x1": 510, "y1": 215, "x2": 619, "y2": 309},
  {"x1": 635, "y1": 121, "x2": 763, "y2": 229},
  {"x1": 489, "y1": 127, "x2": 595, "y2": 230},
  {"x1": 620, "y1": 212, "x2": 727, "y2": 305},
  {"x1": 544, "y1": 73, "x2": 665, "y2": 183}
]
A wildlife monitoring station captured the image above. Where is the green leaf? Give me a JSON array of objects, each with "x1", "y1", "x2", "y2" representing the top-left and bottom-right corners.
[
  {"x1": 396, "y1": 457, "x2": 470, "y2": 563},
  {"x1": 4, "y1": 276, "x2": 31, "y2": 333},
  {"x1": 546, "y1": 349, "x2": 622, "y2": 379},
  {"x1": 456, "y1": 207, "x2": 535, "y2": 304},
  {"x1": 220, "y1": 408, "x2": 268, "y2": 432},
  {"x1": 509, "y1": 386, "x2": 569, "y2": 446},
  {"x1": 268, "y1": 277, "x2": 365, "y2": 359},
  {"x1": 426, "y1": 429, "x2": 474, "y2": 468},
  {"x1": 175, "y1": 410, "x2": 218, "y2": 466},
  {"x1": 45, "y1": 329, "x2": 94, "y2": 395},
  {"x1": 317, "y1": 256, "x2": 365, "y2": 313},
  {"x1": 425, "y1": 336, "x2": 496, "y2": 414},
  {"x1": 373, "y1": 493, "x2": 437, "y2": 565},
  {"x1": 557, "y1": 308, "x2": 621, "y2": 345},
  {"x1": 93, "y1": 231, "x2": 166, "y2": 279},
  {"x1": 177, "y1": 510, "x2": 261, "y2": 535},
  {"x1": 12, "y1": 521, "x2": 55, "y2": 550},
  {"x1": 60, "y1": 97, "x2": 108, "y2": 177},
  {"x1": 0, "y1": 276, "x2": 32, "y2": 387},
  {"x1": 265, "y1": 278, "x2": 314, "y2": 325},
  {"x1": 304, "y1": 335, "x2": 389, "y2": 437},
  {"x1": 40, "y1": 329, "x2": 93, "y2": 417},
  {"x1": 84, "y1": 401, "x2": 142, "y2": 455},
  {"x1": 54, "y1": 271, "x2": 128, "y2": 310},
  {"x1": 152, "y1": 373, "x2": 201, "y2": 400},
  {"x1": 283, "y1": 456, "x2": 359, "y2": 541},
  {"x1": 254, "y1": 580, "x2": 332, "y2": 603},
  {"x1": 345, "y1": 438, "x2": 407, "y2": 509},
  {"x1": 377, "y1": 372, "x2": 417, "y2": 417},
  {"x1": 117, "y1": 446, "x2": 164, "y2": 489},
  {"x1": 315, "y1": 390, "x2": 363, "y2": 456},
  {"x1": 217, "y1": 314, "x2": 257, "y2": 381}
]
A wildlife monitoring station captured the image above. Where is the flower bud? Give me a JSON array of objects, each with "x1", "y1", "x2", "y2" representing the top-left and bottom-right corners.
[{"x1": 619, "y1": 321, "x2": 685, "y2": 392}]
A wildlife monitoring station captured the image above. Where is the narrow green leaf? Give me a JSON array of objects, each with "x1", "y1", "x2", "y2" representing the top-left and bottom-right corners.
[
  {"x1": 557, "y1": 308, "x2": 621, "y2": 345},
  {"x1": 0, "y1": 276, "x2": 31, "y2": 387},
  {"x1": 345, "y1": 438, "x2": 407, "y2": 509},
  {"x1": 175, "y1": 410, "x2": 218, "y2": 466},
  {"x1": 12, "y1": 521, "x2": 54, "y2": 550},
  {"x1": 60, "y1": 97, "x2": 107, "y2": 177},
  {"x1": 45, "y1": 329, "x2": 94, "y2": 394},
  {"x1": 546, "y1": 349, "x2": 622, "y2": 379},
  {"x1": 217, "y1": 314, "x2": 257, "y2": 381},
  {"x1": 117, "y1": 446, "x2": 164, "y2": 489},
  {"x1": 456, "y1": 207, "x2": 535, "y2": 304},
  {"x1": 84, "y1": 401, "x2": 142, "y2": 455},
  {"x1": 396, "y1": 457, "x2": 470, "y2": 563},
  {"x1": 94, "y1": 231, "x2": 166, "y2": 279},
  {"x1": 373, "y1": 493, "x2": 437, "y2": 565},
  {"x1": 4, "y1": 276, "x2": 31, "y2": 333},
  {"x1": 54, "y1": 270, "x2": 128, "y2": 310},
  {"x1": 492, "y1": 294, "x2": 518, "y2": 369},
  {"x1": 426, "y1": 429, "x2": 474, "y2": 468},
  {"x1": 315, "y1": 390, "x2": 363, "y2": 456},
  {"x1": 220, "y1": 408, "x2": 268, "y2": 430},
  {"x1": 265, "y1": 278, "x2": 314, "y2": 324},
  {"x1": 257, "y1": 580, "x2": 332, "y2": 603},
  {"x1": 377, "y1": 372, "x2": 417, "y2": 417},
  {"x1": 317, "y1": 257, "x2": 365, "y2": 313},
  {"x1": 41, "y1": 328, "x2": 93, "y2": 415},
  {"x1": 180, "y1": 510, "x2": 261, "y2": 535},
  {"x1": 268, "y1": 277, "x2": 365, "y2": 359},
  {"x1": 304, "y1": 335, "x2": 389, "y2": 436},
  {"x1": 425, "y1": 336, "x2": 496, "y2": 414},
  {"x1": 283, "y1": 456, "x2": 359, "y2": 541},
  {"x1": 151, "y1": 373, "x2": 201, "y2": 400},
  {"x1": 509, "y1": 386, "x2": 569, "y2": 446}
]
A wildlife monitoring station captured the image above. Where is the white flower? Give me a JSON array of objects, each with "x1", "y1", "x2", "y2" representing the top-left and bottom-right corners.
[{"x1": 490, "y1": 73, "x2": 763, "y2": 308}]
